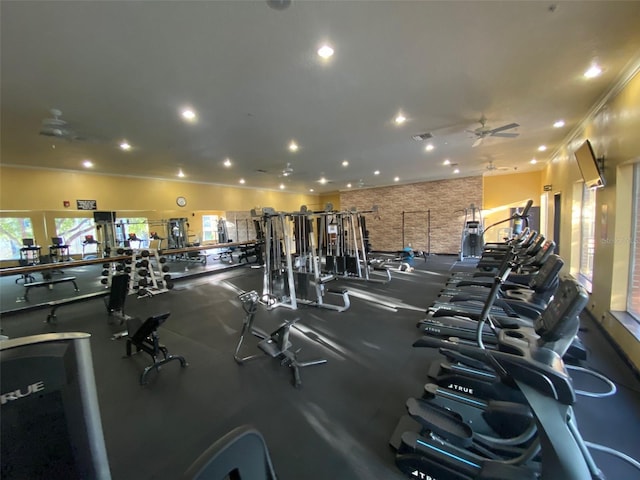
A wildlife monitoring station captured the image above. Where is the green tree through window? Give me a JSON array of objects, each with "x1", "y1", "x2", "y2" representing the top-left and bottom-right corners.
[{"x1": 0, "y1": 217, "x2": 34, "y2": 259}]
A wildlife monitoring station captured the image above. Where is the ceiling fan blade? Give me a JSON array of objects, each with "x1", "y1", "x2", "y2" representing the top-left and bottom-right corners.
[
  {"x1": 491, "y1": 132, "x2": 519, "y2": 138},
  {"x1": 489, "y1": 122, "x2": 519, "y2": 134}
]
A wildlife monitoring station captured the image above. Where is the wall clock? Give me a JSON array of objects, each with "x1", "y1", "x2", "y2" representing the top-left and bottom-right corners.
[{"x1": 176, "y1": 196, "x2": 187, "y2": 207}]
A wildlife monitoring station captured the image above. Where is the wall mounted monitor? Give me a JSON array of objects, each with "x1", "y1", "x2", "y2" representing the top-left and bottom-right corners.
[{"x1": 574, "y1": 139, "x2": 605, "y2": 189}]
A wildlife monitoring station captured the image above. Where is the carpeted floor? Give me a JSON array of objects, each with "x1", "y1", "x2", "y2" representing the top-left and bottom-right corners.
[{"x1": 1, "y1": 255, "x2": 639, "y2": 479}]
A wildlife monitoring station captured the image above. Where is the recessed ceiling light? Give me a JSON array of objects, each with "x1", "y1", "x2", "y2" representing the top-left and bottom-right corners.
[
  {"x1": 317, "y1": 44, "x2": 334, "y2": 59},
  {"x1": 309, "y1": 188, "x2": 314, "y2": 192},
  {"x1": 443, "y1": 159, "x2": 451, "y2": 166},
  {"x1": 530, "y1": 159, "x2": 538, "y2": 165},
  {"x1": 425, "y1": 144, "x2": 435, "y2": 152},
  {"x1": 288, "y1": 141, "x2": 298, "y2": 152},
  {"x1": 319, "y1": 177, "x2": 328, "y2": 184},
  {"x1": 538, "y1": 145, "x2": 547, "y2": 152},
  {"x1": 374, "y1": 170, "x2": 380, "y2": 175},
  {"x1": 453, "y1": 168, "x2": 460, "y2": 174},
  {"x1": 347, "y1": 183, "x2": 352, "y2": 188},
  {"x1": 553, "y1": 120, "x2": 565, "y2": 128},
  {"x1": 82, "y1": 160, "x2": 93, "y2": 168},
  {"x1": 395, "y1": 114, "x2": 406, "y2": 125},
  {"x1": 342, "y1": 160, "x2": 349, "y2": 167},
  {"x1": 279, "y1": 184, "x2": 285, "y2": 189},
  {"x1": 181, "y1": 109, "x2": 197, "y2": 122},
  {"x1": 584, "y1": 64, "x2": 602, "y2": 79},
  {"x1": 223, "y1": 158, "x2": 232, "y2": 167},
  {"x1": 394, "y1": 176, "x2": 400, "y2": 182},
  {"x1": 239, "y1": 178, "x2": 245, "y2": 184},
  {"x1": 120, "y1": 141, "x2": 131, "y2": 151},
  {"x1": 178, "y1": 169, "x2": 185, "y2": 178}
]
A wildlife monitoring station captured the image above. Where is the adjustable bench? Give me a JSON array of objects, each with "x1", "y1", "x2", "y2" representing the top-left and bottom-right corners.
[
  {"x1": 23, "y1": 276, "x2": 79, "y2": 301},
  {"x1": 125, "y1": 312, "x2": 188, "y2": 385}
]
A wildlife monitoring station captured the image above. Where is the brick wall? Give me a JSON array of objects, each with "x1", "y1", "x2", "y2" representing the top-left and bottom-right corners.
[
  {"x1": 224, "y1": 210, "x2": 255, "y2": 242},
  {"x1": 340, "y1": 176, "x2": 482, "y2": 253}
]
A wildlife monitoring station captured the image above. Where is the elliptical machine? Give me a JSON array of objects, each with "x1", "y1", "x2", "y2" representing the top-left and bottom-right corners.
[{"x1": 459, "y1": 204, "x2": 485, "y2": 261}]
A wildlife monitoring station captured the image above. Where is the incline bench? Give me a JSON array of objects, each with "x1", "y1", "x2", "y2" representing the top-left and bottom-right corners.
[{"x1": 23, "y1": 276, "x2": 79, "y2": 301}]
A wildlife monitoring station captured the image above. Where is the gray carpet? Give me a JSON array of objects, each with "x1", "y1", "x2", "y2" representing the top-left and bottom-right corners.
[{"x1": 1, "y1": 256, "x2": 639, "y2": 479}]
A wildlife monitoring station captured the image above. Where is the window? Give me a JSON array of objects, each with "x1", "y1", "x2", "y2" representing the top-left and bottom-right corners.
[
  {"x1": 578, "y1": 184, "x2": 597, "y2": 292},
  {"x1": 0, "y1": 217, "x2": 34, "y2": 259},
  {"x1": 115, "y1": 218, "x2": 149, "y2": 247},
  {"x1": 54, "y1": 217, "x2": 96, "y2": 255},
  {"x1": 202, "y1": 215, "x2": 220, "y2": 242},
  {"x1": 628, "y1": 164, "x2": 640, "y2": 320}
]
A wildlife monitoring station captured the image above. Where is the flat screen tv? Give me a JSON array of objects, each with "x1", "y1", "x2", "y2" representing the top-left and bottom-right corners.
[{"x1": 574, "y1": 139, "x2": 605, "y2": 189}]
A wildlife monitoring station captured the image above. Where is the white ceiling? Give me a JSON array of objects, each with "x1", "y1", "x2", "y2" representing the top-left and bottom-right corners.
[{"x1": 2, "y1": 1, "x2": 640, "y2": 194}]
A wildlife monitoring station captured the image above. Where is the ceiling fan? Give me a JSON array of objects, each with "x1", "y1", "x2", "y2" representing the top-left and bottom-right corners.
[
  {"x1": 484, "y1": 160, "x2": 512, "y2": 173},
  {"x1": 281, "y1": 162, "x2": 294, "y2": 177},
  {"x1": 255, "y1": 162, "x2": 295, "y2": 178},
  {"x1": 467, "y1": 116, "x2": 519, "y2": 147},
  {"x1": 39, "y1": 108, "x2": 85, "y2": 141}
]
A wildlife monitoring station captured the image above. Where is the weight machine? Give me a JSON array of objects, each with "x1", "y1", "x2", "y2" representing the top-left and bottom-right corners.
[
  {"x1": 318, "y1": 205, "x2": 390, "y2": 283},
  {"x1": 251, "y1": 207, "x2": 350, "y2": 312}
]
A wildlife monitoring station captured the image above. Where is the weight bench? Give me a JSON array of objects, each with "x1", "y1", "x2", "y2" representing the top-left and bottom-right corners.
[
  {"x1": 23, "y1": 276, "x2": 79, "y2": 301},
  {"x1": 45, "y1": 292, "x2": 109, "y2": 323},
  {"x1": 125, "y1": 312, "x2": 188, "y2": 385}
]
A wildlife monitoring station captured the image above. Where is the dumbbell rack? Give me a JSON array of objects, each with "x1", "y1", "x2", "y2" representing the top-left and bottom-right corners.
[{"x1": 99, "y1": 249, "x2": 174, "y2": 297}]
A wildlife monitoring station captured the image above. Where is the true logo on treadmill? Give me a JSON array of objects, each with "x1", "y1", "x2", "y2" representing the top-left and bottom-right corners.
[
  {"x1": 0, "y1": 381, "x2": 45, "y2": 404},
  {"x1": 411, "y1": 470, "x2": 437, "y2": 480},
  {"x1": 447, "y1": 383, "x2": 474, "y2": 395}
]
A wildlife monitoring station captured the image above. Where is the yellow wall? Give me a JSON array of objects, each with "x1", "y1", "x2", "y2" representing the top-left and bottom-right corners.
[
  {"x1": 0, "y1": 166, "x2": 318, "y2": 213},
  {"x1": 482, "y1": 171, "x2": 543, "y2": 242},
  {"x1": 318, "y1": 192, "x2": 341, "y2": 211},
  {"x1": 0, "y1": 166, "x2": 320, "y2": 265},
  {"x1": 544, "y1": 68, "x2": 640, "y2": 370}
]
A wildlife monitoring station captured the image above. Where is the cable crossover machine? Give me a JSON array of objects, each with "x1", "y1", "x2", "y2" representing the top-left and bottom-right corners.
[{"x1": 251, "y1": 206, "x2": 350, "y2": 312}]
